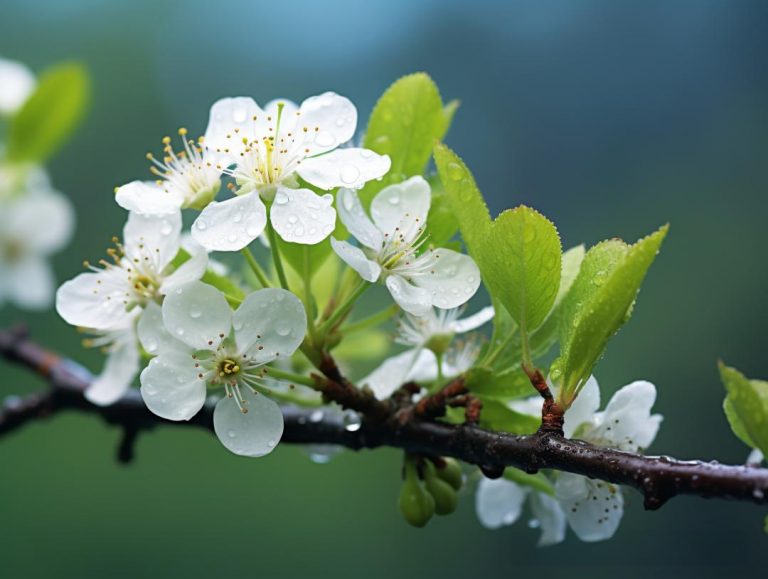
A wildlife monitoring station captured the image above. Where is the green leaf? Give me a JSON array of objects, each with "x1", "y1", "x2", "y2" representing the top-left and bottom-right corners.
[
  {"x1": 557, "y1": 226, "x2": 668, "y2": 402},
  {"x1": 7, "y1": 62, "x2": 90, "y2": 162},
  {"x1": 425, "y1": 175, "x2": 459, "y2": 246},
  {"x1": 275, "y1": 237, "x2": 332, "y2": 281},
  {"x1": 719, "y1": 363, "x2": 768, "y2": 455},
  {"x1": 465, "y1": 366, "x2": 531, "y2": 399},
  {"x1": 359, "y1": 73, "x2": 452, "y2": 205},
  {"x1": 479, "y1": 399, "x2": 540, "y2": 434},
  {"x1": 503, "y1": 468, "x2": 555, "y2": 496}
]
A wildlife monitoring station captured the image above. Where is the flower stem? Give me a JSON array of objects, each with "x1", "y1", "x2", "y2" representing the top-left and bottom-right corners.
[
  {"x1": 264, "y1": 366, "x2": 317, "y2": 388},
  {"x1": 318, "y1": 281, "x2": 370, "y2": 337},
  {"x1": 302, "y1": 246, "x2": 320, "y2": 345},
  {"x1": 242, "y1": 247, "x2": 272, "y2": 288},
  {"x1": 341, "y1": 304, "x2": 398, "y2": 335},
  {"x1": 266, "y1": 222, "x2": 290, "y2": 290}
]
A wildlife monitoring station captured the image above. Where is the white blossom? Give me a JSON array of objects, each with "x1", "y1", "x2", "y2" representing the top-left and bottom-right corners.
[
  {"x1": 332, "y1": 177, "x2": 481, "y2": 316},
  {"x1": 115, "y1": 129, "x2": 222, "y2": 215},
  {"x1": 139, "y1": 281, "x2": 306, "y2": 457},
  {"x1": 190, "y1": 93, "x2": 390, "y2": 250},
  {"x1": 0, "y1": 57, "x2": 35, "y2": 115},
  {"x1": 0, "y1": 188, "x2": 74, "y2": 309}
]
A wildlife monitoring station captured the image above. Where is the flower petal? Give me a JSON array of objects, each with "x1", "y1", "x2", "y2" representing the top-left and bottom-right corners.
[
  {"x1": 139, "y1": 351, "x2": 206, "y2": 421},
  {"x1": 475, "y1": 477, "x2": 527, "y2": 530},
  {"x1": 529, "y1": 492, "x2": 567, "y2": 547},
  {"x1": 213, "y1": 389, "x2": 284, "y2": 457},
  {"x1": 233, "y1": 288, "x2": 307, "y2": 363},
  {"x1": 159, "y1": 248, "x2": 208, "y2": 294},
  {"x1": 360, "y1": 348, "x2": 426, "y2": 400},
  {"x1": 563, "y1": 375, "x2": 601, "y2": 438},
  {"x1": 115, "y1": 180, "x2": 183, "y2": 215},
  {"x1": 56, "y1": 270, "x2": 130, "y2": 329},
  {"x1": 270, "y1": 187, "x2": 336, "y2": 244},
  {"x1": 330, "y1": 237, "x2": 381, "y2": 282},
  {"x1": 0, "y1": 58, "x2": 35, "y2": 114},
  {"x1": 297, "y1": 148, "x2": 390, "y2": 191},
  {"x1": 204, "y1": 96, "x2": 268, "y2": 168},
  {"x1": 191, "y1": 192, "x2": 267, "y2": 252},
  {"x1": 370, "y1": 176, "x2": 430, "y2": 235},
  {"x1": 5, "y1": 190, "x2": 74, "y2": 254},
  {"x1": 264, "y1": 98, "x2": 299, "y2": 133},
  {"x1": 86, "y1": 335, "x2": 139, "y2": 406},
  {"x1": 296, "y1": 92, "x2": 357, "y2": 155},
  {"x1": 386, "y1": 274, "x2": 432, "y2": 316},
  {"x1": 336, "y1": 187, "x2": 382, "y2": 249},
  {"x1": 137, "y1": 302, "x2": 188, "y2": 356},
  {"x1": 409, "y1": 249, "x2": 481, "y2": 310},
  {"x1": 162, "y1": 281, "x2": 232, "y2": 351},
  {"x1": 123, "y1": 211, "x2": 181, "y2": 272},
  {"x1": 6, "y1": 256, "x2": 54, "y2": 310},
  {"x1": 588, "y1": 380, "x2": 662, "y2": 452},
  {"x1": 450, "y1": 305, "x2": 495, "y2": 333},
  {"x1": 556, "y1": 474, "x2": 624, "y2": 542}
]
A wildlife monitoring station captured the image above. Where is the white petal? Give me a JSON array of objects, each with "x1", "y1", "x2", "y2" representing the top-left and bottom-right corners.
[
  {"x1": 123, "y1": 211, "x2": 181, "y2": 272},
  {"x1": 748, "y1": 448, "x2": 764, "y2": 465},
  {"x1": 330, "y1": 237, "x2": 381, "y2": 282},
  {"x1": 360, "y1": 349, "x2": 425, "y2": 400},
  {"x1": 404, "y1": 349, "x2": 441, "y2": 383},
  {"x1": 386, "y1": 274, "x2": 432, "y2": 316},
  {"x1": 56, "y1": 270, "x2": 130, "y2": 329},
  {"x1": 336, "y1": 187, "x2": 382, "y2": 249},
  {"x1": 370, "y1": 176, "x2": 430, "y2": 235},
  {"x1": 6, "y1": 256, "x2": 54, "y2": 310},
  {"x1": 204, "y1": 97, "x2": 267, "y2": 167},
  {"x1": 508, "y1": 396, "x2": 544, "y2": 417},
  {"x1": 233, "y1": 288, "x2": 307, "y2": 363},
  {"x1": 556, "y1": 474, "x2": 624, "y2": 542},
  {"x1": 191, "y1": 192, "x2": 266, "y2": 252},
  {"x1": 115, "y1": 180, "x2": 183, "y2": 215},
  {"x1": 137, "y1": 302, "x2": 188, "y2": 356},
  {"x1": 588, "y1": 380, "x2": 662, "y2": 452},
  {"x1": 162, "y1": 281, "x2": 232, "y2": 351},
  {"x1": 529, "y1": 492, "x2": 567, "y2": 547},
  {"x1": 450, "y1": 305, "x2": 495, "y2": 333},
  {"x1": 409, "y1": 249, "x2": 481, "y2": 310},
  {"x1": 0, "y1": 58, "x2": 35, "y2": 114},
  {"x1": 159, "y1": 248, "x2": 208, "y2": 294},
  {"x1": 270, "y1": 187, "x2": 336, "y2": 244},
  {"x1": 264, "y1": 98, "x2": 299, "y2": 133},
  {"x1": 139, "y1": 352, "x2": 206, "y2": 421},
  {"x1": 297, "y1": 148, "x2": 390, "y2": 191},
  {"x1": 475, "y1": 477, "x2": 527, "y2": 529},
  {"x1": 563, "y1": 374, "x2": 601, "y2": 438},
  {"x1": 6, "y1": 190, "x2": 74, "y2": 254},
  {"x1": 296, "y1": 92, "x2": 357, "y2": 155},
  {"x1": 86, "y1": 336, "x2": 139, "y2": 406},
  {"x1": 213, "y1": 389, "x2": 284, "y2": 457}
]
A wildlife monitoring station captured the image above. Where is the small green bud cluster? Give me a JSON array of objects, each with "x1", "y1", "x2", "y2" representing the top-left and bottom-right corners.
[{"x1": 398, "y1": 455, "x2": 463, "y2": 527}]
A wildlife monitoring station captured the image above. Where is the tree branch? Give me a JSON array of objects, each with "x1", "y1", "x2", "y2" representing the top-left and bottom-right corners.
[{"x1": 1, "y1": 327, "x2": 767, "y2": 510}]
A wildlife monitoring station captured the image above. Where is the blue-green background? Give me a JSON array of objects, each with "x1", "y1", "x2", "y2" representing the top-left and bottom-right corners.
[{"x1": 1, "y1": 0, "x2": 767, "y2": 576}]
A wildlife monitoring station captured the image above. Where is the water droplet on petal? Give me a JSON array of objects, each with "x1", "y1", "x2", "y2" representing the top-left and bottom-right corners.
[
  {"x1": 160, "y1": 221, "x2": 173, "y2": 235},
  {"x1": 275, "y1": 320, "x2": 292, "y2": 336},
  {"x1": 315, "y1": 132, "x2": 335, "y2": 148},
  {"x1": 360, "y1": 149, "x2": 373, "y2": 159},
  {"x1": 288, "y1": 215, "x2": 298, "y2": 224},
  {"x1": 340, "y1": 165, "x2": 360, "y2": 185},
  {"x1": 228, "y1": 232, "x2": 238, "y2": 243},
  {"x1": 387, "y1": 193, "x2": 401, "y2": 206},
  {"x1": 196, "y1": 220, "x2": 207, "y2": 231},
  {"x1": 190, "y1": 308, "x2": 202, "y2": 319},
  {"x1": 227, "y1": 429, "x2": 237, "y2": 439},
  {"x1": 233, "y1": 212, "x2": 243, "y2": 223},
  {"x1": 275, "y1": 191, "x2": 289, "y2": 205}
]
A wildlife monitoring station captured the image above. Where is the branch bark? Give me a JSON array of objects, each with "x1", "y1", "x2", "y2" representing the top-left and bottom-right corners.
[{"x1": 1, "y1": 327, "x2": 767, "y2": 510}]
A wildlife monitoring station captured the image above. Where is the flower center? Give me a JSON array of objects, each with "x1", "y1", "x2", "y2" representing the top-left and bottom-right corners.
[
  {"x1": 0, "y1": 238, "x2": 25, "y2": 264},
  {"x1": 218, "y1": 358, "x2": 241, "y2": 377}
]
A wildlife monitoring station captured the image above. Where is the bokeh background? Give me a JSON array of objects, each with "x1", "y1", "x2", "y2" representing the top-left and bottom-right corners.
[{"x1": 2, "y1": 0, "x2": 767, "y2": 576}]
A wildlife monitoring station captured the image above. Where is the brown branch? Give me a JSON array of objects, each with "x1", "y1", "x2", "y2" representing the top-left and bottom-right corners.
[
  {"x1": 523, "y1": 365, "x2": 565, "y2": 433},
  {"x1": 2, "y1": 328, "x2": 768, "y2": 510}
]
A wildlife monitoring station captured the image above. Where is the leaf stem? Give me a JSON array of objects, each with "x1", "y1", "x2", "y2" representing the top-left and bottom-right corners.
[
  {"x1": 318, "y1": 281, "x2": 370, "y2": 337},
  {"x1": 264, "y1": 366, "x2": 317, "y2": 389},
  {"x1": 341, "y1": 304, "x2": 398, "y2": 335},
  {"x1": 242, "y1": 247, "x2": 272, "y2": 288},
  {"x1": 266, "y1": 222, "x2": 290, "y2": 290}
]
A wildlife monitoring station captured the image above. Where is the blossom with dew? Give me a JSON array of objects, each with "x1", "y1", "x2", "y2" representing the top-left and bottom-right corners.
[
  {"x1": 361, "y1": 307, "x2": 492, "y2": 400},
  {"x1": 481, "y1": 376, "x2": 662, "y2": 543},
  {"x1": 115, "y1": 128, "x2": 222, "y2": 214},
  {"x1": 0, "y1": 57, "x2": 35, "y2": 115},
  {"x1": 476, "y1": 477, "x2": 566, "y2": 547},
  {"x1": 139, "y1": 280, "x2": 306, "y2": 457},
  {"x1": 332, "y1": 176, "x2": 481, "y2": 316},
  {"x1": 0, "y1": 189, "x2": 74, "y2": 309},
  {"x1": 56, "y1": 210, "x2": 207, "y2": 332},
  {"x1": 190, "y1": 93, "x2": 390, "y2": 250}
]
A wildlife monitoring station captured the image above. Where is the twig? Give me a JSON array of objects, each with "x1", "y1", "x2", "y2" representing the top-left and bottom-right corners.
[{"x1": 2, "y1": 327, "x2": 768, "y2": 510}]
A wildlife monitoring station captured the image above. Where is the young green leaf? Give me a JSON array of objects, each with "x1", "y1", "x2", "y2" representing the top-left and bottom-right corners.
[
  {"x1": 465, "y1": 366, "x2": 531, "y2": 400},
  {"x1": 359, "y1": 73, "x2": 453, "y2": 205},
  {"x1": 719, "y1": 363, "x2": 768, "y2": 455},
  {"x1": 479, "y1": 399, "x2": 540, "y2": 435},
  {"x1": 425, "y1": 175, "x2": 459, "y2": 246},
  {"x1": 503, "y1": 468, "x2": 555, "y2": 497},
  {"x1": 557, "y1": 225, "x2": 668, "y2": 403},
  {"x1": 7, "y1": 62, "x2": 90, "y2": 163}
]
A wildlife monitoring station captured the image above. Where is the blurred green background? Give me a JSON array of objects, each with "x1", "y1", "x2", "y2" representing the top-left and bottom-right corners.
[{"x1": 1, "y1": 0, "x2": 767, "y2": 576}]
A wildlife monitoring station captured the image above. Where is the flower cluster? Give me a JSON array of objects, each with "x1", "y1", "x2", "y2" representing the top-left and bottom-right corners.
[{"x1": 0, "y1": 58, "x2": 75, "y2": 311}]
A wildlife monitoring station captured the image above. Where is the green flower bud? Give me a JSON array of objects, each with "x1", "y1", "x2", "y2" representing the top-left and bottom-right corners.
[
  {"x1": 399, "y1": 460, "x2": 435, "y2": 527},
  {"x1": 434, "y1": 457, "x2": 464, "y2": 491},
  {"x1": 424, "y1": 462, "x2": 458, "y2": 516}
]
